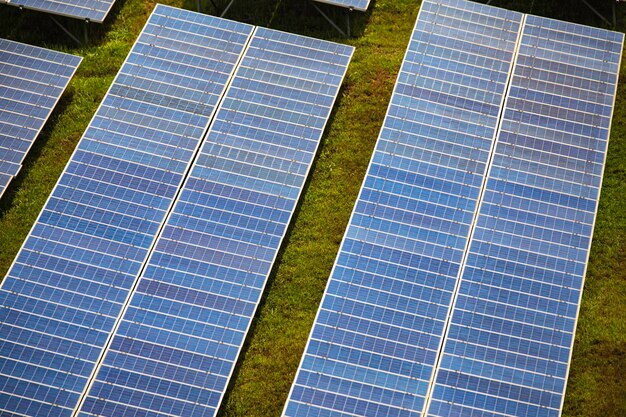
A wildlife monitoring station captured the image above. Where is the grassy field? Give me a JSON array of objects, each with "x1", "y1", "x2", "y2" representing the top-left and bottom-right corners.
[{"x1": 0, "y1": 0, "x2": 624, "y2": 416}]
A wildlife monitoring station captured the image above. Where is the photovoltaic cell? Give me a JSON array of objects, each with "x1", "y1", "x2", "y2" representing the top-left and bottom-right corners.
[
  {"x1": 0, "y1": 38, "x2": 81, "y2": 199},
  {"x1": 314, "y1": 0, "x2": 370, "y2": 12},
  {"x1": 78, "y1": 27, "x2": 353, "y2": 417},
  {"x1": 0, "y1": 0, "x2": 116, "y2": 23},
  {"x1": 284, "y1": 0, "x2": 523, "y2": 415},
  {"x1": 426, "y1": 15, "x2": 623, "y2": 417},
  {"x1": 0, "y1": 6, "x2": 253, "y2": 416}
]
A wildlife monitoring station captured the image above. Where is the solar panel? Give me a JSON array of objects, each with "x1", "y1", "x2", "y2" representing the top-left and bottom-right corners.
[
  {"x1": 0, "y1": 0, "x2": 116, "y2": 23},
  {"x1": 0, "y1": 38, "x2": 81, "y2": 199},
  {"x1": 314, "y1": 0, "x2": 370, "y2": 12},
  {"x1": 0, "y1": 173, "x2": 11, "y2": 196},
  {"x1": 0, "y1": 6, "x2": 253, "y2": 416},
  {"x1": 77, "y1": 27, "x2": 354, "y2": 417},
  {"x1": 284, "y1": 0, "x2": 524, "y2": 415},
  {"x1": 425, "y1": 15, "x2": 624, "y2": 417}
]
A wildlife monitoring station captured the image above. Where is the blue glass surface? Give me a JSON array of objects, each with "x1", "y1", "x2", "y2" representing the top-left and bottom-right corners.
[
  {"x1": 0, "y1": 0, "x2": 116, "y2": 22},
  {"x1": 0, "y1": 6, "x2": 253, "y2": 416},
  {"x1": 77, "y1": 27, "x2": 353, "y2": 417},
  {"x1": 285, "y1": 1, "x2": 523, "y2": 416},
  {"x1": 426, "y1": 14, "x2": 623, "y2": 417},
  {"x1": 0, "y1": 39, "x2": 81, "y2": 199}
]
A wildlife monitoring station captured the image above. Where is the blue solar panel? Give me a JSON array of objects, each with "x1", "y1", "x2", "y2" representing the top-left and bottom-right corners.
[
  {"x1": 426, "y1": 15, "x2": 624, "y2": 417},
  {"x1": 0, "y1": 6, "x2": 253, "y2": 416},
  {"x1": 0, "y1": 173, "x2": 11, "y2": 194},
  {"x1": 284, "y1": 0, "x2": 523, "y2": 415},
  {"x1": 314, "y1": 0, "x2": 370, "y2": 12},
  {"x1": 0, "y1": 0, "x2": 116, "y2": 22},
  {"x1": 0, "y1": 38, "x2": 81, "y2": 199},
  {"x1": 77, "y1": 27, "x2": 354, "y2": 417}
]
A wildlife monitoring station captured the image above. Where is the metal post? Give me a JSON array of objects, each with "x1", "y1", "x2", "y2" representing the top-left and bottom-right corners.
[
  {"x1": 197, "y1": 0, "x2": 201, "y2": 12},
  {"x1": 84, "y1": 20, "x2": 89, "y2": 45},
  {"x1": 346, "y1": 8, "x2": 351, "y2": 37},
  {"x1": 580, "y1": 0, "x2": 612, "y2": 26},
  {"x1": 613, "y1": 1, "x2": 617, "y2": 28},
  {"x1": 50, "y1": 16, "x2": 82, "y2": 45},
  {"x1": 311, "y1": 2, "x2": 347, "y2": 37},
  {"x1": 220, "y1": 0, "x2": 236, "y2": 17}
]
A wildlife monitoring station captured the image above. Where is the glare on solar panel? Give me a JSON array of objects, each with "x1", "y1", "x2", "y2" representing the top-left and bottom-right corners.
[
  {"x1": 0, "y1": 6, "x2": 253, "y2": 416},
  {"x1": 77, "y1": 26, "x2": 354, "y2": 417},
  {"x1": 0, "y1": 38, "x2": 81, "y2": 199},
  {"x1": 0, "y1": 0, "x2": 117, "y2": 22},
  {"x1": 425, "y1": 14, "x2": 624, "y2": 417},
  {"x1": 283, "y1": 0, "x2": 524, "y2": 415}
]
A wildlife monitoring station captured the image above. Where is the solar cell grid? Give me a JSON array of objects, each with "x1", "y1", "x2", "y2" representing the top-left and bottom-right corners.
[
  {"x1": 0, "y1": 38, "x2": 81, "y2": 199},
  {"x1": 78, "y1": 26, "x2": 354, "y2": 417},
  {"x1": 0, "y1": 6, "x2": 253, "y2": 416},
  {"x1": 2, "y1": 1, "x2": 620, "y2": 416},
  {"x1": 0, "y1": 0, "x2": 117, "y2": 23},
  {"x1": 284, "y1": 1, "x2": 523, "y2": 416},
  {"x1": 426, "y1": 15, "x2": 623, "y2": 417}
]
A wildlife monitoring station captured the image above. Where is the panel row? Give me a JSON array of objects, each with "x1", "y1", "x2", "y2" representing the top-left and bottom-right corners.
[
  {"x1": 426, "y1": 13, "x2": 623, "y2": 417},
  {"x1": 78, "y1": 26, "x2": 353, "y2": 417},
  {"x1": 0, "y1": 4, "x2": 355, "y2": 417},
  {"x1": 284, "y1": 0, "x2": 523, "y2": 415},
  {"x1": 285, "y1": 1, "x2": 623, "y2": 417},
  {"x1": 314, "y1": 0, "x2": 371, "y2": 12},
  {"x1": 0, "y1": 7, "x2": 254, "y2": 416},
  {"x1": 0, "y1": 0, "x2": 117, "y2": 23},
  {"x1": 0, "y1": 38, "x2": 81, "y2": 199}
]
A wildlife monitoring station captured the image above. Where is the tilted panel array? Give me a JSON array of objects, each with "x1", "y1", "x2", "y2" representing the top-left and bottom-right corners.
[
  {"x1": 314, "y1": 0, "x2": 370, "y2": 12},
  {"x1": 0, "y1": 163, "x2": 10, "y2": 194},
  {"x1": 78, "y1": 27, "x2": 353, "y2": 417},
  {"x1": 426, "y1": 15, "x2": 623, "y2": 417},
  {"x1": 0, "y1": 38, "x2": 81, "y2": 199},
  {"x1": 0, "y1": 6, "x2": 253, "y2": 417},
  {"x1": 284, "y1": 1, "x2": 523, "y2": 415},
  {"x1": 0, "y1": 0, "x2": 116, "y2": 23}
]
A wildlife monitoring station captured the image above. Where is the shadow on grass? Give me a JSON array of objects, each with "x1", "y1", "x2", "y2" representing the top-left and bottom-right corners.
[{"x1": 565, "y1": 340, "x2": 626, "y2": 416}]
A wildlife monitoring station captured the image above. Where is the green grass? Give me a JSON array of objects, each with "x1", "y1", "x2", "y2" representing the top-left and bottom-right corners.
[{"x1": 0, "y1": 0, "x2": 624, "y2": 416}]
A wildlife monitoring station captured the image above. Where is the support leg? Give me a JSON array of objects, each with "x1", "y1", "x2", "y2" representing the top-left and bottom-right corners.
[
  {"x1": 613, "y1": 1, "x2": 617, "y2": 28},
  {"x1": 220, "y1": 0, "x2": 236, "y2": 17},
  {"x1": 50, "y1": 16, "x2": 82, "y2": 45},
  {"x1": 346, "y1": 8, "x2": 351, "y2": 37},
  {"x1": 311, "y1": 2, "x2": 347, "y2": 37},
  {"x1": 580, "y1": 0, "x2": 612, "y2": 26}
]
